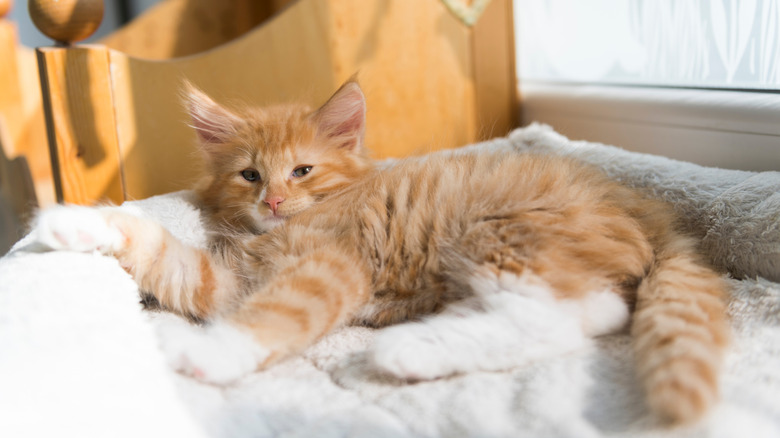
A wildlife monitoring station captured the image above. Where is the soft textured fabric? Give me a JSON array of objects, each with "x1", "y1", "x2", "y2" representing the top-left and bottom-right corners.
[{"x1": 1, "y1": 125, "x2": 778, "y2": 437}]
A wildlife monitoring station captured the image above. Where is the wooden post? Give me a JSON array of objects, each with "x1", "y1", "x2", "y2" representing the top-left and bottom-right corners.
[
  {"x1": 36, "y1": 45, "x2": 125, "y2": 204},
  {"x1": 31, "y1": 0, "x2": 125, "y2": 204}
]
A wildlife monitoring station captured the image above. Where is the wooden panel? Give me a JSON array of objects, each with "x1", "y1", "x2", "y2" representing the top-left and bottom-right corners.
[
  {"x1": 0, "y1": 21, "x2": 23, "y2": 151},
  {"x1": 100, "y1": 0, "x2": 295, "y2": 60},
  {"x1": 471, "y1": 0, "x2": 518, "y2": 140},
  {"x1": 0, "y1": 20, "x2": 54, "y2": 206},
  {"x1": 109, "y1": 0, "x2": 482, "y2": 201},
  {"x1": 36, "y1": 45, "x2": 124, "y2": 204},
  {"x1": 0, "y1": 21, "x2": 39, "y2": 250},
  {"x1": 325, "y1": 0, "x2": 477, "y2": 157},
  {"x1": 37, "y1": 0, "x2": 517, "y2": 203},
  {"x1": 0, "y1": 130, "x2": 37, "y2": 255},
  {"x1": 0, "y1": 21, "x2": 37, "y2": 249},
  {"x1": 108, "y1": 0, "x2": 338, "y2": 200}
]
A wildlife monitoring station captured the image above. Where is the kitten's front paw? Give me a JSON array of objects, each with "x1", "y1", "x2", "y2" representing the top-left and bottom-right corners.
[
  {"x1": 370, "y1": 324, "x2": 456, "y2": 381},
  {"x1": 157, "y1": 319, "x2": 270, "y2": 385},
  {"x1": 35, "y1": 206, "x2": 125, "y2": 253}
]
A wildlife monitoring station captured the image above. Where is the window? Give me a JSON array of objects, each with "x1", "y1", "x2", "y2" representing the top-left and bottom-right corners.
[{"x1": 514, "y1": 0, "x2": 780, "y2": 171}]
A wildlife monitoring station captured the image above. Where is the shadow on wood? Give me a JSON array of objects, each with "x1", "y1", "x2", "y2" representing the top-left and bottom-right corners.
[{"x1": 0, "y1": 124, "x2": 37, "y2": 255}]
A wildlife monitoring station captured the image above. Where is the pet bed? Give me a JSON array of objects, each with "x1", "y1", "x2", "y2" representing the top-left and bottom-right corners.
[{"x1": 1, "y1": 124, "x2": 779, "y2": 438}]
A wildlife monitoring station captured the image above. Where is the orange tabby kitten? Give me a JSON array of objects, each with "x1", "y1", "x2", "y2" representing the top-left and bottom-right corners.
[{"x1": 36, "y1": 81, "x2": 730, "y2": 425}]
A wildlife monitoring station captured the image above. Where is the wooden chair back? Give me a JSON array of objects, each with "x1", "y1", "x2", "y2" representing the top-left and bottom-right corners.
[{"x1": 32, "y1": 0, "x2": 518, "y2": 205}]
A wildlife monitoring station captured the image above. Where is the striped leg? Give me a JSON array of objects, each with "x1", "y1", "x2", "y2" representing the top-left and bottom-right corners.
[
  {"x1": 101, "y1": 208, "x2": 241, "y2": 320},
  {"x1": 161, "y1": 245, "x2": 371, "y2": 383},
  {"x1": 36, "y1": 205, "x2": 240, "y2": 320}
]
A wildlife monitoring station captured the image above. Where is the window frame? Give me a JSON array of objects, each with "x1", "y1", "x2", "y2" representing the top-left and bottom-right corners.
[{"x1": 519, "y1": 82, "x2": 780, "y2": 171}]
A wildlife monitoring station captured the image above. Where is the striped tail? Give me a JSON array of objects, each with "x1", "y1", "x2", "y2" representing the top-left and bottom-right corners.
[{"x1": 631, "y1": 237, "x2": 730, "y2": 424}]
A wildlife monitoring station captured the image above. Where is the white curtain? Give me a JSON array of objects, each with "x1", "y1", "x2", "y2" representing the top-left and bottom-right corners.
[{"x1": 515, "y1": 0, "x2": 780, "y2": 90}]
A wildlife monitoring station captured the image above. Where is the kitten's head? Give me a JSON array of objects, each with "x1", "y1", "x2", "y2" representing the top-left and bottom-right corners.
[{"x1": 187, "y1": 80, "x2": 372, "y2": 233}]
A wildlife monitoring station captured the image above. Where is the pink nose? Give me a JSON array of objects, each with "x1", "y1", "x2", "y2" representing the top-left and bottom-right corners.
[{"x1": 264, "y1": 196, "x2": 285, "y2": 214}]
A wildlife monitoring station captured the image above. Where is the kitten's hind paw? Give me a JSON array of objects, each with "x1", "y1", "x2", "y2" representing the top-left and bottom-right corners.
[
  {"x1": 370, "y1": 324, "x2": 456, "y2": 381},
  {"x1": 35, "y1": 206, "x2": 125, "y2": 253},
  {"x1": 157, "y1": 318, "x2": 270, "y2": 385}
]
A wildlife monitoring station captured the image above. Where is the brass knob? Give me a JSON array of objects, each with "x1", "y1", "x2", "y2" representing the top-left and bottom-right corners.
[{"x1": 29, "y1": 0, "x2": 104, "y2": 45}]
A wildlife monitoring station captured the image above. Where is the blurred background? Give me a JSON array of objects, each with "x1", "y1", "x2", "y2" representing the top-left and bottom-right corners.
[{"x1": 11, "y1": 0, "x2": 159, "y2": 46}]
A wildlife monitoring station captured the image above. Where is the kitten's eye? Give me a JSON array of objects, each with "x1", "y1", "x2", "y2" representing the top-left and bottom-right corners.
[
  {"x1": 292, "y1": 166, "x2": 313, "y2": 178},
  {"x1": 241, "y1": 169, "x2": 260, "y2": 182}
]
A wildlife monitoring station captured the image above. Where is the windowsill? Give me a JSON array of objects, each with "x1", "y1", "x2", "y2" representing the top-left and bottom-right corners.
[{"x1": 520, "y1": 82, "x2": 780, "y2": 171}]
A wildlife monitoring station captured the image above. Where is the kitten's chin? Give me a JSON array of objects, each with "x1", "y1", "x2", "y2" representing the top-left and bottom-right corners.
[{"x1": 258, "y1": 216, "x2": 286, "y2": 232}]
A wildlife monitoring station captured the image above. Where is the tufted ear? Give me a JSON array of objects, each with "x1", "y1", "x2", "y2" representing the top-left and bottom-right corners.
[
  {"x1": 311, "y1": 80, "x2": 366, "y2": 151},
  {"x1": 183, "y1": 82, "x2": 244, "y2": 149}
]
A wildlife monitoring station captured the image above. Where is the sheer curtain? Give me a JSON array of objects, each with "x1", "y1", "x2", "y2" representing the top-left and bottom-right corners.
[{"x1": 515, "y1": 0, "x2": 780, "y2": 90}]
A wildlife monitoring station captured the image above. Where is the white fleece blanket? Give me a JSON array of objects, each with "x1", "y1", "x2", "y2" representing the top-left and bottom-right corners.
[{"x1": 2, "y1": 124, "x2": 779, "y2": 438}]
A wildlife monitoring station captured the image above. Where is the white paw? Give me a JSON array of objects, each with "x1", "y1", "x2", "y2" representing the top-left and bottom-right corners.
[
  {"x1": 156, "y1": 319, "x2": 270, "y2": 385},
  {"x1": 370, "y1": 324, "x2": 455, "y2": 381},
  {"x1": 35, "y1": 206, "x2": 125, "y2": 253}
]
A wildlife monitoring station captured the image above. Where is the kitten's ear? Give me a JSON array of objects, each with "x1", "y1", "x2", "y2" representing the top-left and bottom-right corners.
[
  {"x1": 312, "y1": 80, "x2": 366, "y2": 151},
  {"x1": 183, "y1": 82, "x2": 243, "y2": 146}
]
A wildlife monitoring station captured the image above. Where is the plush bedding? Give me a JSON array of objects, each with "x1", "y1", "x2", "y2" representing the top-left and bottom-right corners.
[{"x1": 2, "y1": 124, "x2": 779, "y2": 438}]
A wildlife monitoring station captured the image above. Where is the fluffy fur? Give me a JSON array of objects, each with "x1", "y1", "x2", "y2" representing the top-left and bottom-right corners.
[{"x1": 35, "y1": 81, "x2": 730, "y2": 425}]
